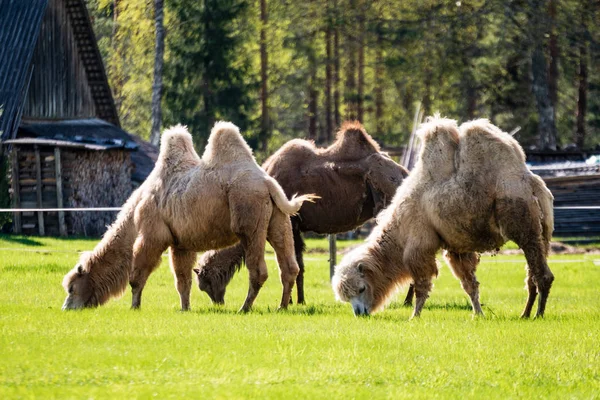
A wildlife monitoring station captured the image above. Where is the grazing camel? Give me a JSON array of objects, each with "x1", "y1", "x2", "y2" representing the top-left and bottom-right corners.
[
  {"x1": 195, "y1": 121, "x2": 408, "y2": 305},
  {"x1": 62, "y1": 122, "x2": 316, "y2": 312},
  {"x1": 332, "y1": 117, "x2": 554, "y2": 319}
]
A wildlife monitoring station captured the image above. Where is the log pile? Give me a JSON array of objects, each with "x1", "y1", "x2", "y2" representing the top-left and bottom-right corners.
[{"x1": 9, "y1": 144, "x2": 133, "y2": 236}]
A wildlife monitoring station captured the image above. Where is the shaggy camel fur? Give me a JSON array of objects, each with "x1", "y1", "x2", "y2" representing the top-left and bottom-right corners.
[
  {"x1": 195, "y1": 121, "x2": 408, "y2": 304},
  {"x1": 62, "y1": 122, "x2": 316, "y2": 312},
  {"x1": 332, "y1": 117, "x2": 555, "y2": 319}
]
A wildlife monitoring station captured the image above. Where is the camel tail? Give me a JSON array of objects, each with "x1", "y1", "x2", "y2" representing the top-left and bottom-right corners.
[
  {"x1": 530, "y1": 174, "x2": 554, "y2": 255},
  {"x1": 265, "y1": 177, "x2": 319, "y2": 216}
]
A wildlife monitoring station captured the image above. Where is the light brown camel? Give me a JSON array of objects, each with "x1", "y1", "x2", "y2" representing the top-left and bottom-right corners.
[
  {"x1": 332, "y1": 117, "x2": 555, "y2": 319},
  {"x1": 62, "y1": 122, "x2": 316, "y2": 312},
  {"x1": 194, "y1": 121, "x2": 408, "y2": 305}
]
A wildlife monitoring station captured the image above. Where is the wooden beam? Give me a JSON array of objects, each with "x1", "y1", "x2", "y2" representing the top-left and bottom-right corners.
[
  {"x1": 10, "y1": 148, "x2": 21, "y2": 234},
  {"x1": 34, "y1": 146, "x2": 45, "y2": 236},
  {"x1": 54, "y1": 147, "x2": 67, "y2": 237}
]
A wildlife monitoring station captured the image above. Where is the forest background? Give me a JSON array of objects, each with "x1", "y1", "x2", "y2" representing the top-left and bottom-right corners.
[{"x1": 86, "y1": 0, "x2": 600, "y2": 159}]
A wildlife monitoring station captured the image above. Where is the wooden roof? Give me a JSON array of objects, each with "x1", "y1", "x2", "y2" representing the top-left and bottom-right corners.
[{"x1": 0, "y1": 0, "x2": 119, "y2": 142}]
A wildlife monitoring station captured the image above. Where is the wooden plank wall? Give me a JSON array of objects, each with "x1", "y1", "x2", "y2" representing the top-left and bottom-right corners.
[
  {"x1": 545, "y1": 174, "x2": 600, "y2": 239},
  {"x1": 22, "y1": 0, "x2": 96, "y2": 120}
]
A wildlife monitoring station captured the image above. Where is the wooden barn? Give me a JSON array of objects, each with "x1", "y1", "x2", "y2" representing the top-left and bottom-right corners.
[{"x1": 0, "y1": 0, "x2": 157, "y2": 237}]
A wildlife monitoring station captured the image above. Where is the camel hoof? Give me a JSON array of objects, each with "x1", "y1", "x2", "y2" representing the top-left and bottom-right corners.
[
  {"x1": 238, "y1": 306, "x2": 251, "y2": 314},
  {"x1": 403, "y1": 301, "x2": 413, "y2": 308}
]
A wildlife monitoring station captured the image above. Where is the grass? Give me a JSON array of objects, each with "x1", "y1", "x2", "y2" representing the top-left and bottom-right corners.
[{"x1": 0, "y1": 234, "x2": 599, "y2": 399}]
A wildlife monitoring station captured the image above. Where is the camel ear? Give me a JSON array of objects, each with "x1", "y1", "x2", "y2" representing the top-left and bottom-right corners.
[
  {"x1": 76, "y1": 264, "x2": 84, "y2": 275},
  {"x1": 193, "y1": 268, "x2": 201, "y2": 275}
]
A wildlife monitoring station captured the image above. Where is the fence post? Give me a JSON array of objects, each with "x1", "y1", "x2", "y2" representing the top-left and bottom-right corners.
[
  {"x1": 329, "y1": 234, "x2": 336, "y2": 280},
  {"x1": 34, "y1": 146, "x2": 44, "y2": 235},
  {"x1": 10, "y1": 148, "x2": 21, "y2": 233},
  {"x1": 54, "y1": 147, "x2": 67, "y2": 237}
]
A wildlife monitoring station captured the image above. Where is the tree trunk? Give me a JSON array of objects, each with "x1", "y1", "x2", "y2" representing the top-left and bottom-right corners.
[
  {"x1": 307, "y1": 1, "x2": 318, "y2": 141},
  {"x1": 548, "y1": 0, "x2": 559, "y2": 109},
  {"x1": 374, "y1": 30, "x2": 384, "y2": 136},
  {"x1": 325, "y1": 24, "x2": 333, "y2": 142},
  {"x1": 259, "y1": 0, "x2": 269, "y2": 150},
  {"x1": 357, "y1": 7, "x2": 365, "y2": 123},
  {"x1": 574, "y1": 18, "x2": 588, "y2": 148},
  {"x1": 333, "y1": 0, "x2": 340, "y2": 129},
  {"x1": 203, "y1": 2, "x2": 213, "y2": 133},
  {"x1": 531, "y1": 45, "x2": 557, "y2": 150},
  {"x1": 150, "y1": 0, "x2": 165, "y2": 146},
  {"x1": 344, "y1": 10, "x2": 357, "y2": 121}
]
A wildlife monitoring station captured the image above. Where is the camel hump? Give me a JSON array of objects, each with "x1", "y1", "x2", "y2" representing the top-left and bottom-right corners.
[
  {"x1": 415, "y1": 115, "x2": 460, "y2": 179},
  {"x1": 416, "y1": 115, "x2": 460, "y2": 144},
  {"x1": 202, "y1": 121, "x2": 255, "y2": 166},
  {"x1": 159, "y1": 124, "x2": 201, "y2": 166},
  {"x1": 328, "y1": 121, "x2": 380, "y2": 158},
  {"x1": 459, "y1": 119, "x2": 526, "y2": 164}
]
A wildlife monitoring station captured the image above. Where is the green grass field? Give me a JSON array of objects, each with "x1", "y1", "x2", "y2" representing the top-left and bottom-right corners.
[{"x1": 1, "y1": 234, "x2": 599, "y2": 399}]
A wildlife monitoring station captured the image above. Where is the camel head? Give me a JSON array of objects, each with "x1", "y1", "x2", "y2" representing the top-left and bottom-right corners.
[
  {"x1": 62, "y1": 259, "x2": 97, "y2": 310},
  {"x1": 194, "y1": 266, "x2": 227, "y2": 305},
  {"x1": 332, "y1": 247, "x2": 385, "y2": 316}
]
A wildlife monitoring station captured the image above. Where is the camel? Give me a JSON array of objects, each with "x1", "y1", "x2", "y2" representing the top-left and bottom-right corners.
[
  {"x1": 194, "y1": 121, "x2": 409, "y2": 305},
  {"x1": 62, "y1": 122, "x2": 316, "y2": 312},
  {"x1": 332, "y1": 117, "x2": 555, "y2": 319}
]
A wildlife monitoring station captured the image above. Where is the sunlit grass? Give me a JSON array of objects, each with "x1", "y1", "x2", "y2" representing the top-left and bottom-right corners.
[{"x1": 0, "y1": 235, "x2": 599, "y2": 398}]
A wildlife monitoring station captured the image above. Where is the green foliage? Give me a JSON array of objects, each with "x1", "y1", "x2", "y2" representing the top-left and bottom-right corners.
[
  {"x1": 1, "y1": 235, "x2": 600, "y2": 397},
  {"x1": 85, "y1": 0, "x2": 600, "y2": 151},
  {"x1": 164, "y1": 0, "x2": 256, "y2": 148}
]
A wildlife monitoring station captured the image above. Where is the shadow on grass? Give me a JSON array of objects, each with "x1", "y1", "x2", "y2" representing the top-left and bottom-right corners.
[
  {"x1": 0, "y1": 234, "x2": 44, "y2": 246},
  {"x1": 192, "y1": 303, "x2": 334, "y2": 316}
]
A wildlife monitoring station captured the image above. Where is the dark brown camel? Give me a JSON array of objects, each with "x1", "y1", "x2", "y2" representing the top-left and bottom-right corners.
[{"x1": 194, "y1": 121, "x2": 409, "y2": 305}]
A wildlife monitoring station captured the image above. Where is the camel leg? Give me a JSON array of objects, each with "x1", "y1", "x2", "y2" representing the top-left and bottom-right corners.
[
  {"x1": 521, "y1": 275, "x2": 538, "y2": 319},
  {"x1": 130, "y1": 237, "x2": 167, "y2": 309},
  {"x1": 444, "y1": 251, "x2": 483, "y2": 315},
  {"x1": 269, "y1": 210, "x2": 300, "y2": 309},
  {"x1": 497, "y1": 198, "x2": 554, "y2": 318},
  {"x1": 404, "y1": 246, "x2": 438, "y2": 319},
  {"x1": 403, "y1": 284, "x2": 415, "y2": 307},
  {"x1": 169, "y1": 248, "x2": 197, "y2": 311},
  {"x1": 292, "y1": 223, "x2": 306, "y2": 304},
  {"x1": 239, "y1": 235, "x2": 269, "y2": 313}
]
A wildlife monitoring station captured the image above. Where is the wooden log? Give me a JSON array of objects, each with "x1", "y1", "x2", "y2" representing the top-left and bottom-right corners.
[
  {"x1": 10, "y1": 148, "x2": 22, "y2": 234},
  {"x1": 55, "y1": 147, "x2": 67, "y2": 237},
  {"x1": 35, "y1": 146, "x2": 45, "y2": 236}
]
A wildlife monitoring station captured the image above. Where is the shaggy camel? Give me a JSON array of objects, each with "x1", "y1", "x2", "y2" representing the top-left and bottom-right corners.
[
  {"x1": 62, "y1": 122, "x2": 316, "y2": 312},
  {"x1": 332, "y1": 117, "x2": 555, "y2": 319},
  {"x1": 195, "y1": 121, "x2": 408, "y2": 305}
]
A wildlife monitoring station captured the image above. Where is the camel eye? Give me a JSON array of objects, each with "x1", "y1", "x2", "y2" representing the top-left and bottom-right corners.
[
  {"x1": 68, "y1": 286, "x2": 74, "y2": 294},
  {"x1": 359, "y1": 286, "x2": 366, "y2": 294}
]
